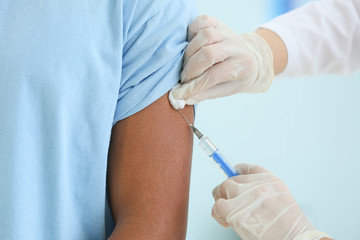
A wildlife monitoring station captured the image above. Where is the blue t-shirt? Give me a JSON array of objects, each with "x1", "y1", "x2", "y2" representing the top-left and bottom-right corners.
[{"x1": 0, "y1": 0, "x2": 197, "y2": 239}]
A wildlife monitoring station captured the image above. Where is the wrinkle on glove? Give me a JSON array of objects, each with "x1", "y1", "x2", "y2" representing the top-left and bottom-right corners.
[{"x1": 212, "y1": 163, "x2": 332, "y2": 240}]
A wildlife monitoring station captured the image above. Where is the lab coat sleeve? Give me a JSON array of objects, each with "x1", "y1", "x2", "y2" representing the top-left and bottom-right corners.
[{"x1": 261, "y1": 0, "x2": 360, "y2": 77}]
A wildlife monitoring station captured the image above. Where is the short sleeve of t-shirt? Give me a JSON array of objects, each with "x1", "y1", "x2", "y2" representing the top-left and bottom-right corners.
[{"x1": 113, "y1": 0, "x2": 198, "y2": 124}]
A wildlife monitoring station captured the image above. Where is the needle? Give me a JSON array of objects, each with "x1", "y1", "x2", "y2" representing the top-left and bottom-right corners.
[
  {"x1": 177, "y1": 109, "x2": 203, "y2": 139},
  {"x1": 177, "y1": 110, "x2": 238, "y2": 177},
  {"x1": 177, "y1": 109, "x2": 192, "y2": 127}
]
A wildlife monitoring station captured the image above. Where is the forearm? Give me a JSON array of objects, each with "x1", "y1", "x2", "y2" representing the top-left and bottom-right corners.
[
  {"x1": 259, "y1": 0, "x2": 360, "y2": 77},
  {"x1": 255, "y1": 28, "x2": 288, "y2": 76}
]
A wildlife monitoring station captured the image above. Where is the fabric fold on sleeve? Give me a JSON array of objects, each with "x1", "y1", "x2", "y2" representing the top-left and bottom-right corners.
[{"x1": 113, "y1": 0, "x2": 198, "y2": 125}]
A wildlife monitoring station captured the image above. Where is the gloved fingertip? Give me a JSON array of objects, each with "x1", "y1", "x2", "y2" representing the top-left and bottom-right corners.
[
  {"x1": 234, "y1": 163, "x2": 269, "y2": 175},
  {"x1": 233, "y1": 163, "x2": 246, "y2": 174},
  {"x1": 182, "y1": 56, "x2": 189, "y2": 68},
  {"x1": 188, "y1": 15, "x2": 218, "y2": 41},
  {"x1": 180, "y1": 70, "x2": 186, "y2": 82},
  {"x1": 212, "y1": 185, "x2": 220, "y2": 199},
  {"x1": 214, "y1": 217, "x2": 230, "y2": 228},
  {"x1": 184, "y1": 98, "x2": 199, "y2": 105},
  {"x1": 180, "y1": 69, "x2": 191, "y2": 84},
  {"x1": 171, "y1": 87, "x2": 189, "y2": 102},
  {"x1": 212, "y1": 200, "x2": 232, "y2": 228}
]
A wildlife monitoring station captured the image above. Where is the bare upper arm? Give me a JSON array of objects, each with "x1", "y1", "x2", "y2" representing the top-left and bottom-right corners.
[{"x1": 107, "y1": 92, "x2": 194, "y2": 240}]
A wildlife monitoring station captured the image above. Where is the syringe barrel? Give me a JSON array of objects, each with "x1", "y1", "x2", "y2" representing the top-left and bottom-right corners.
[
  {"x1": 199, "y1": 137, "x2": 239, "y2": 178},
  {"x1": 199, "y1": 137, "x2": 217, "y2": 156}
]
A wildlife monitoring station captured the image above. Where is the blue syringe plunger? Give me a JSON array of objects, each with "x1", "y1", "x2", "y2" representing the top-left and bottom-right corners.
[
  {"x1": 198, "y1": 136, "x2": 239, "y2": 178},
  {"x1": 176, "y1": 109, "x2": 239, "y2": 178}
]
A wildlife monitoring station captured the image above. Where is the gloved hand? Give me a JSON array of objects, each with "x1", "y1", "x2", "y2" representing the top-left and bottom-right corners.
[
  {"x1": 171, "y1": 15, "x2": 274, "y2": 106},
  {"x1": 212, "y1": 163, "x2": 332, "y2": 240}
]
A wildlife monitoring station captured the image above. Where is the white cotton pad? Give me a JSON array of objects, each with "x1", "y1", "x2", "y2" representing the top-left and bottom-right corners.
[{"x1": 168, "y1": 84, "x2": 186, "y2": 110}]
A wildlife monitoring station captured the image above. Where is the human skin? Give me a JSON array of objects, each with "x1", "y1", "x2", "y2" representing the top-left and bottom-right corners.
[
  {"x1": 107, "y1": 92, "x2": 194, "y2": 240},
  {"x1": 255, "y1": 28, "x2": 288, "y2": 75}
]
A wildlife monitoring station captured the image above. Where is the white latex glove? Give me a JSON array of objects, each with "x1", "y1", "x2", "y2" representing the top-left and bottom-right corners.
[
  {"x1": 171, "y1": 15, "x2": 274, "y2": 106},
  {"x1": 212, "y1": 163, "x2": 332, "y2": 240}
]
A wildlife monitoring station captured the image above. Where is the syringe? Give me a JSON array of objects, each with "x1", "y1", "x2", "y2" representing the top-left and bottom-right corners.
[{"x1": 178, "y1": 110, "x2": 239, "y2": 178}]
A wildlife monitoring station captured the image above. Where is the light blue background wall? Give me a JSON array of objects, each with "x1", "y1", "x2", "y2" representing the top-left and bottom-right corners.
[{"x1": 186, "y1": 1, "x2": 360, "y2": 239}]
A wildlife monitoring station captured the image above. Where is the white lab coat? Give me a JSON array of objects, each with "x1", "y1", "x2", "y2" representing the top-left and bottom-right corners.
[{"x1": 261, "y1": 0, "x2": 360, "y2": 77}]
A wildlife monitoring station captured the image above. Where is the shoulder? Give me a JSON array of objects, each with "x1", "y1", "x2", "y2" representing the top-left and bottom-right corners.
[
  {"x1": 122, "y1": 0, "x2": 197, "y2": 46},
  {"x1": 123, "y1": 0, "x2": 197, "y2": 28}
]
